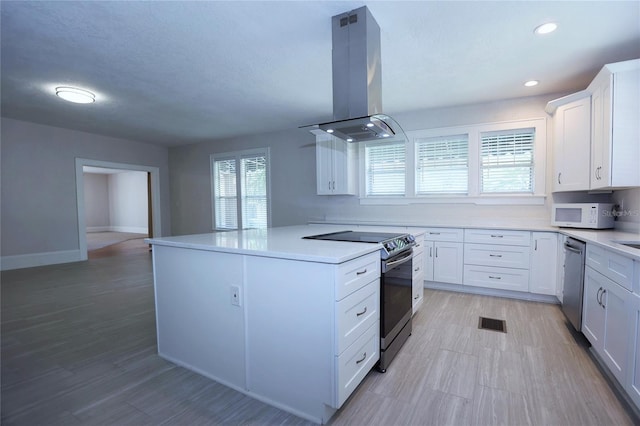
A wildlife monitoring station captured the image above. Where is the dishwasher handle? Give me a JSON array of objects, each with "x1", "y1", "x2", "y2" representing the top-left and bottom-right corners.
[{"x1": 564, "y1": 242, "x2": 583, "y2": 254}]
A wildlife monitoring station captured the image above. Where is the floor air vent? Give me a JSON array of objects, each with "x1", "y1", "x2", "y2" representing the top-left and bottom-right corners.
[{"x1": 478, "y1": 317, "x2": 507, "y2": 333}]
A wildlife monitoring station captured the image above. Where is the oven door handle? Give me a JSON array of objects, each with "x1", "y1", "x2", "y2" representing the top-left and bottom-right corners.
[{"x1": 382, "y1": 251, "x2": 413, "y2": 271}]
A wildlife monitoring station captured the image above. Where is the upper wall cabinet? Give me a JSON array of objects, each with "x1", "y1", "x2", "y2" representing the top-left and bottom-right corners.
[
  {"x1": 548, "y1": 93, "x2": 592, "y2": 192},
  {"x1": 315, "y1": 133, "x2": 357, "y2": 195},
  {"x1": 588, "y1": 59, "x2": 640, "y2": 190}
]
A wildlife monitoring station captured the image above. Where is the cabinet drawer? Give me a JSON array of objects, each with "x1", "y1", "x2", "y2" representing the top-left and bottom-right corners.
[
  {"x1": 464, "y1": 265, "x2": 529, "y2": 292},
  {"x1": 586, "y1": 244, "x2": 634, "y2": 291},
  {"x1": 423, "y1": 228, "x2": 464, "y2": 242},
  {"x1": 336, "y1": 280, "x2": 379, "y2": 355},
  {"x1": 335, "y1": 323, "x2": 379, "y2": 408},
  {"x1": 464, "y1": 243, "x2": 530, "y2": 269},
  {"x1": 413, "y1": 252, "x2": 425, "y2": 278},
  {"x1": 464, "y1": 229, "x2": 530, "y2": 246},
  {"x1": 412, "y1": 233, "x2": 426, "y2": 256},
  {"x1": 335, "y1": 253, "x2": 380, "y2": 300}
]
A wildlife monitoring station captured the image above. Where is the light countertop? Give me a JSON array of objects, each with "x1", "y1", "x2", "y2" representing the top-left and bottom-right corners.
[
  {"x1": 560, "y1": 229, "x2": 640, "y2": 260},
  {"x1": 146, "y1": 225, "x2": 393, "y2": 264}
]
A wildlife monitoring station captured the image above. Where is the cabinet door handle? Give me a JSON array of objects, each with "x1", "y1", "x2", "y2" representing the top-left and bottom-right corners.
[
  {"x1": 601, "y1": 289, "x2": 606, "y2": 309},
  {"x1": 356, "y1": 269, "x2": 367, "y2": 275},
  {"x1": 356, "y1": 306, "x2": 367, "y2": 317},
  {"x1": 489, "y1": 254, "x2": 503, "y2": 258},
  {"x1": 429, "y1": 247, "x2": 433, "y2": 257},
  {"x1": 558, "y1": 172, "x2": 562, "y2": 184},
  {"x1": 596, "y1": 287, "x2": 603, "y2": 306},
  {"x1": 489, "y1": 275, "x2": 501, "y2": 280},
  {"x1": 435, "y1": 247, "x2": 438, "y2": 258},
  {"x1": 490, "y1": 235, "x2": 504, "y2": 238},
  {"x1": 535, "y1": 240, "x2": 538, "y2": 251},
  {"x1": 356, "y1": 352, "x2": 367, "y2": 364}
]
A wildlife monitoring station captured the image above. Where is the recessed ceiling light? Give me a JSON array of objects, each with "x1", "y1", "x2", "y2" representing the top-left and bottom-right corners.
[
  {"x1": 346, "y1": 138, "x2": 354, "y2": 142},
  {"x1": 524, "y1": 80, "x2": 539, "y2": 87},
  {"x1": 55, "y1": 86, "x2": 95, "y2": 104},
  {"x1": 326, "y1": 129, "x2": 334, "y2": 133},
  {"x1": 534, "y1": 22, "x2": 557, "y2": 35}
]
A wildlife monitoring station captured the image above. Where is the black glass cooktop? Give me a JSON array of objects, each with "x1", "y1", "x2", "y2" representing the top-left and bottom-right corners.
[{"x1": 303, "y1": 230, "x2": 404, "y2": 243}]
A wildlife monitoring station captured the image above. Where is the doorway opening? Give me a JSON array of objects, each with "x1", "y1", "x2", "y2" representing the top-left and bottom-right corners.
[{"x1": 75, "y1": 159, "x2": 161, "y2": 261}]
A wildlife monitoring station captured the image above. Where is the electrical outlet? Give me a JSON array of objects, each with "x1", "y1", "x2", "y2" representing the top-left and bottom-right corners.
[{"x1": 230, "y1": 286, "x2": 241, "y2": 306}]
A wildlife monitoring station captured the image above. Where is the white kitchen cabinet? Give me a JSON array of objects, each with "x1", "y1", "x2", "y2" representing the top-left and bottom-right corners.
[
  {"x1": 316, "y1": 134, "x2": 356, "y2": 195},
  {"x1": 422, "y1": 228, "x2": 464, "y2": 285},
  {"x1": 588, "y1": 59, "x2": 640, "y2": 189},
  {"x1": 463, "y1": 229, "x2": 530, "y2": 292},
  {"x1": 411, "y1": 232, "x2": 425, "y2": 314},
  {"x1": 529, "y1": 232, "x2": 559, "y2": 295},
  {"x1": 582, "y1": 265, "x2": 631, "y2": 386},
  {"x1": 551, "y1": 95, "x2": 591, "y2": 192},
  {"x1": 627, "y1": 293, "x2": 640, "y2": 409}
]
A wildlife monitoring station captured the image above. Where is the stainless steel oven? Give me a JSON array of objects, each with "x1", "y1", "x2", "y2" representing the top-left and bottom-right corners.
[
  {"x1": 303, "y1": 230, "x2": 415, "y2": 372},
  {"x1": 379, "y1": 248, "x2": 413, "y2": 372}
]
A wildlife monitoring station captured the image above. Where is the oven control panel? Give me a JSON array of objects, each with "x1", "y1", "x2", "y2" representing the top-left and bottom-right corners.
[{"x1": 381, "y1": 234, "x2": 416, "y2": 259}]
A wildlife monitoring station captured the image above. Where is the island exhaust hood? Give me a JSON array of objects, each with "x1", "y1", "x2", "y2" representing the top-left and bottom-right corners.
[{"x1": 311, "y1": 6, "x2": 407, "y2": 143}]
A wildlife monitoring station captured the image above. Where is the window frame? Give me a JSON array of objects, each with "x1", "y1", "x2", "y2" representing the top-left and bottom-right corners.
[
  {"x1": 359, "y1": 118, "x2": 547, "y2": 205},
  {"x1": 210, "y1": 147, "x2": 271, "y2": 231}
]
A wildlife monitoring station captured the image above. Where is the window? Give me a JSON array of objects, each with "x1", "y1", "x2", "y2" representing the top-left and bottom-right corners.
[
  {"x1": 480, "y1": 128, "x2": 534, "y2": 193},
  {"x1": 359, "y1": 118, "x2": 546, "y2": 204},
  {"x1": 211, "y1": 148, "x2": 270, "y2": 230},
  {"x1": 415, "y1": 134, "x2": 468, "y2": 194},
  {"x1": 364, "y1": 141, "x2": 405, "y2": 196}
]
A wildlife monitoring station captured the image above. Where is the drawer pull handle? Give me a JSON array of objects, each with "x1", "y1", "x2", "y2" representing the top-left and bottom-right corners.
[
  {"x1": 430, "y1": 232, "x2": 441, "y2": 235},
  {"x1": 414, "y1": 267, "x2": 420, "y2": 272},
  {"x1": 356, "y1": 269, "x2": 367, "y2": 275},
  {"x1": 489, "y1": 254, "x2": 503, "y2": 258},
  {"x1": 414, "y1": 294, "x2": 420, "y2": 300},
  {"x1": 356, "y1": 307, "x2": 367, "y2": 317},
  {"x1": 356, "y1": 352, "x2": 367, "y2": 364},
  {"x1": 490, "y1": 235, "x2": 504, "y2": 238},
  {"x1": 489, "y1": 275, "x2": 501, "y2": 280},
  {"x1": 415, "y1": 243, "x2": 421, "y2": 248}
]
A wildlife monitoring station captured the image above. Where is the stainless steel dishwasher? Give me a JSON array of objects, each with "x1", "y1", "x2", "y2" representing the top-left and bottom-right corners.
[{"x1": 562, "y1": 237, "x2": 586, "y2": 331}]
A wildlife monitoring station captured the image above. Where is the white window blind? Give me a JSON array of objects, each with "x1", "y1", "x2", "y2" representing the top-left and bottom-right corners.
[
  {"x1": 365, "y1": 142, "x2": 405, "y2": 196},
  {"x1": 240, "y1": 155, "x2": 267, "y2": 229},
  {"x1": 480, "y1": 128, "x2": 535, "y2": 193},
  {"x1": 416, "y1": 134, "x2": 468, "y2": 194},
  {"x1": 213, "y1": 158, "x2": 238, "y2": 229}
]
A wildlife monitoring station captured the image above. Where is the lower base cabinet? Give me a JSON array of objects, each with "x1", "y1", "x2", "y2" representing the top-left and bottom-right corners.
[
  {"x1": 582, "y1": 266, "x2": 630, "y2": 386},
  {"x1": 627, "y1": 294, "x2": 640, "y2": 408}
]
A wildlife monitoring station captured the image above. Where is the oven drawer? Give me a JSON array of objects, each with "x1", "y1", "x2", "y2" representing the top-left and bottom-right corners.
[
  {"x1": 336, "y1": 280, "x2": 379, "y2": 354},
  {"x1": 335, "y1": 323, "x2": 379, "y2": 408},
  {"x1": 464, "y1": 229, "x2": 530, "y2": 246},
  {"x1": 335, "y1": 252, "x2": 380, "y2": 300},
  {"x1": 464, "y1": 243, "x2": 530, "y2": 269},
  {"x1": 464, "y1": 265, "x2": 529, "y2": 292}
]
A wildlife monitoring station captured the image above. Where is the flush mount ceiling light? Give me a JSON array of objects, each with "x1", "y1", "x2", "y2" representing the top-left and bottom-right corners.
[
  {"x1": 55, "y1": 86, "x2": 95, "y2": 104},
  {"x1": 524, "y1": 80, "x2": 539, "y2": 87},
  {"x1": 534, "y1": 22, "x2": 558, "y2": 35}
]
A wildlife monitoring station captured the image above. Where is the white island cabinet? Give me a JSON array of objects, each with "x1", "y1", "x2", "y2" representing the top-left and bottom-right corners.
[{"x1": 148, "y1": 226, "x2": 381, "y2": 424}]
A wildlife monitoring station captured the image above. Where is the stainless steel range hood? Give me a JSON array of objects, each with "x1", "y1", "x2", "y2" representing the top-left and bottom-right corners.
[{"x1": 310, "y1": 6, "x2": 407, "y2": 143}]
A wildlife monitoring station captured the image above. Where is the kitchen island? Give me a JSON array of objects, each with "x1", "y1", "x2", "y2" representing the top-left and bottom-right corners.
[{"x1": 146, "y1": 225, "x2": 384, "y2": 424}]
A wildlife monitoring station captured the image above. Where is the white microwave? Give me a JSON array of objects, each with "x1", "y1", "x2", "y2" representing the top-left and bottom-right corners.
[{"x1": 552, "y1": 203, "x2": 615, "y2": 229}]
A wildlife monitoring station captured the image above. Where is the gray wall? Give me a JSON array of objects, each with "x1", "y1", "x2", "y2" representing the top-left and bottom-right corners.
[
  {"x1": 84, "y1": 173, "x2": 110, "y2": 229},
  {"x1": 1, "y1": 117, "x2": 170, "y2": 259},
  {"x1": 108, "y1": 171, "x2": 148, "y2": 233},
  {"x1": 169, "y1": 94, "x2": 566, "y2": 235}
]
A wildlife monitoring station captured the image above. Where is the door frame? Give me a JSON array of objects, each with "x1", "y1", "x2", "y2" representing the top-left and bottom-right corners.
[{"x1": 75, "y1": 158, "x2": 161, "y2": 260}]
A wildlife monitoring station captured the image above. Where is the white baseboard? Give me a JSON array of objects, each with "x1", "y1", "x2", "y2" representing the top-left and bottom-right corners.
[
  {"x1": 1, "y1": 249, "x2": 82, "y2": 271},
  {"x1": 86, "y1": 226, "x2": 148, "y2": 234},
  {"x1": 87, "y1": 226, "x2": 111, "y2": 233},
  {"x1": 109, "y1": 226, "x2": 148, "y2": 234}
]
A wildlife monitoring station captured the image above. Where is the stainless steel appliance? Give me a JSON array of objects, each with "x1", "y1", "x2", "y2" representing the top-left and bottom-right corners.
[
  {"x1": 562, "y1": 237, "x2": 587, "y2": 331},
  {"x1": 303, "y1": 230, "x2": 415, "y2": 371}
]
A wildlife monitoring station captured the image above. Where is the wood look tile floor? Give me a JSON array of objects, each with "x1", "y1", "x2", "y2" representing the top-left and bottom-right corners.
[{"x1": 1, "y1": 240, "x2": 637, "y2": 425}]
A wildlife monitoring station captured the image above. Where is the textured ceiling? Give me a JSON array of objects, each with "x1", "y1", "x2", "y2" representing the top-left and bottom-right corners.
[{"x1": 1, "y1": 1, "x2": 639, "y2": 147}]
